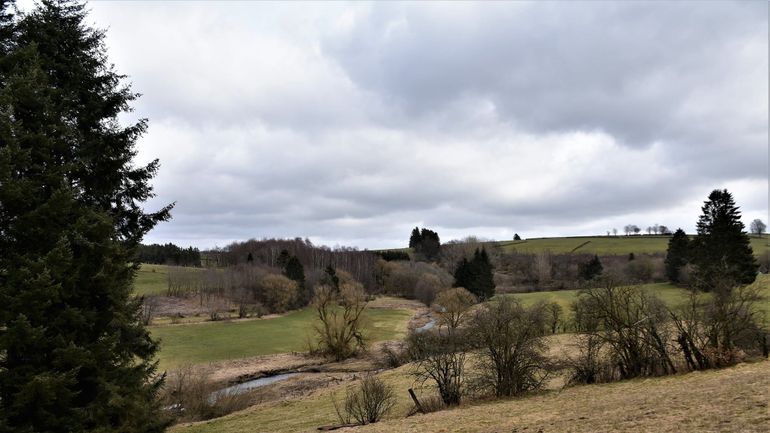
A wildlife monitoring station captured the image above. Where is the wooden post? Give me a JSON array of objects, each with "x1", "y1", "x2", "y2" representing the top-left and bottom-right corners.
[{"x1": 408, "y1": 388, "x2": 424, "y2": 414}]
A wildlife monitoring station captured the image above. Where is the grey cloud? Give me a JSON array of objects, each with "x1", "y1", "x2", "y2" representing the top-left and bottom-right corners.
[{"x1": 73, "y1": 0, "x2": 767, "y2": 249}]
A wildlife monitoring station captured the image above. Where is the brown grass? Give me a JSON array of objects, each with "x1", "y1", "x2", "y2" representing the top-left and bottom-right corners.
[{"x1": 349, "y1": 360, "x2": 770, "y2": 433}]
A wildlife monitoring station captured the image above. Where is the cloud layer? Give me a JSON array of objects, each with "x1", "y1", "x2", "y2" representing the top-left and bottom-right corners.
[{"x1": 57, "y1": 1, "x2": 769, "y2": 248}]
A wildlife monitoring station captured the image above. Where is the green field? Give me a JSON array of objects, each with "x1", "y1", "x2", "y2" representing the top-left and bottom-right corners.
[
  {"x1": 151, "y1": 307, "x2": 414, "y2": 370},
  {"x1": 133, "y1": 263, "x2": 170, "y2": 296},
  {"x1": 504, "y1": 275, "x2": 770, "y2": 322},
  {"x1": 492, "y1": 236, "x2": 769, "y2": 255}
]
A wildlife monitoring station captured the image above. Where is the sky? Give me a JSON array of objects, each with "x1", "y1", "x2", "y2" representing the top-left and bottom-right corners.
[{"x1": 19, "y1": 1, "x2": 769, "y2": 250}]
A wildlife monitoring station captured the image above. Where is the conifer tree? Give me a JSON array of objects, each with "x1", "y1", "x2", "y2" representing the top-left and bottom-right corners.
[
  {"x1": 690, "y1": 189, "x2": 757, "y2": 291},
  {"x1": 0, "y1": 1, "x2": 171, "y2": 431},
  {"x1": 409, "y1": 226, "x2": 421, "y2": 248},
  {"x1": 664, "y1": 229, "x2": 690, "y2": 283},
  {"x1": 578, "y1": 255, "x2": 603, "y2": 281},
  {"x1": 453, "y1": 248, "x2": 495, "y2": 301}
]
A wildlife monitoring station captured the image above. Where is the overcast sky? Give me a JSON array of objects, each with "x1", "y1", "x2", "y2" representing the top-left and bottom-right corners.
[{"x1": 21, "y1": 1, "x2": 769, "y2": 249}]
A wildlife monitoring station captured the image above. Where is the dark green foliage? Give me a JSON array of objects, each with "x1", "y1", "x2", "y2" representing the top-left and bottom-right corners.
[
  {"x1": 377, "y1": 250, "x2": 410, "y2": 261},
  {"x1": 276, "y1": 249, "x2": 290, "y2": 268},
  {"x1": 324, "y1": 265, "x2": 340, "y2": 291},
  {"x1": 409, "y1": 226, "x2": 421, "y2": 248},
  {"x1": 690, "y1": 189, "x2": 758, "y2": 291},
  {"x1": 664, "y1": 229, "x2": 690, "y2": 283},
  {"x1": 138, "y1": 243, "x2": 201, "y2": 267},
  {"x1": 628, "y1": 252, "x2": 635, "y2": 261},
  {"x1": 0, "y1": 1, "x2": 171, "y2": 431},
  {"x1": 513, "y1": 233, "x2": 521, "y2": 241},
  {"x1": 408, "y1": 227, "x2": 440, "y2": 260},
  {"x1": 578, "y1": 255, "x2": 603, "y2": 281},
  {"x1": 284, "y1": 255, "x2": 307, "y2": 306},
  {"x1": 453, "y1": 248, "x2": 495, "y2": 301},
  {"x1": 246, "y1": 252, "x2": 254, "y2": 264},
  {"x1": 417, "y1": 228, "x2": 441, "y2": 260}
]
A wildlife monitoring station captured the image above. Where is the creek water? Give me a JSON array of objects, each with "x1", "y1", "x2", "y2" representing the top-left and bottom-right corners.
[{"x1": 210, "y1": 372, "x2": 299, "y2": 402}]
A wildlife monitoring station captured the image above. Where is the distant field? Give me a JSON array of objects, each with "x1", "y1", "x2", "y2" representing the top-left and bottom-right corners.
[
  {"x1": 134, "y1": 263, "x2": 169, "y2": 296},
  {"x1": 504, "y1": 275, "x2": 770, "y2": 322},
  {"x1": 151, "y1": 306, "x2": 414, "y2": 370},
  {"x1": 492, "y1": 235, "x2": 769, "y2": 255}
]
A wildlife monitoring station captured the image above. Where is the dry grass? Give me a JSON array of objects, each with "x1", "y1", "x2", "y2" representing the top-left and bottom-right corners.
[
  {"x1": 349, "y1": 361, "x2": 770, "y2": 433},
  {"x1": 172, "y1": 349, "x2": 769, "y2": 433}
]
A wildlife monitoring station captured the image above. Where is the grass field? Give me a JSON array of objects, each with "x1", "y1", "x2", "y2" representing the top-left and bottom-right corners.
[
  {"x1": 504, "y1": 275, "x2": 770, "y2": 322},
  {"x1": 151, "y1": 306, "x2": 414, "y2": 370},
  {"x1": 134, "y1": 263, "x2": 170, "y2": 296},
  {"x1": 492, "y1": 235, "x2": 769, "y2": 255}
]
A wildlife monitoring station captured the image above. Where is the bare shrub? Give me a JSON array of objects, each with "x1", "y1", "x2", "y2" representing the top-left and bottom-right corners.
[
  {"x1": 414, "y1": 273, "x2": 444, "y2": 306},
  {"x1": 433, "y1": 287, "x2": 477, "y2": 333},
  {"x1": 571, "y1": 279, "x2": 676, "y2": 380},
  {"x1": 162, "y1": 366, "x2": 252, "y2": 422},
  {"x1": 312, "y1": 281, "x2": 368, "y2": 361},
  {"x1": 259, "y1": 274, "x2": 298, "y2": 313},
  {"x1": 564, "y1": 334, "x2": 616, "y2": 385},
  {"x1": 379, "y1": 342, "x2": 409, "y2": 368},
  {"x1": 545, "y1": 302, "x2": 563, "y2": 334},
  {"x1": 670, "y1": 282, "x2": 767, "y2": 369},
  {"x1": 407, "y1": 330, "x2": 468, "y2": 406},
  {"x1": 140, "y1": 295, "x2": 159, "y2": 325},
  {"x1": 469, "y1": 297, "x2": 550, "y2": 397},
  {"x1": 333, "y1": 374, "x2": 396, "y2": 425},
  {"x1": 167, "y1": 266, "x2": 200, "y2": 297}
]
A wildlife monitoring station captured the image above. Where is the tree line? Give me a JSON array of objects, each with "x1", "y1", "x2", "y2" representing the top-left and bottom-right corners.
[{"x1": 139, "y1": 243, "x2": 202, "y2": 267}]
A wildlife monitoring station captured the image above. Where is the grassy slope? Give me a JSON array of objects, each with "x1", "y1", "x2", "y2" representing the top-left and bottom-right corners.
[
  {"x1": 493, "y1": 235, "x2": 768, "y2": 255},
  {"x1": 151, "y1": 307, "x2": 414, "y2": 370},
  {"x1": 134, "y1": 263, "x2": 170, "y2": 296},
  {"x1": 506, "y1": 275, "x2": 770, "y2": 322},
  {"x1": 173, "y1": 358, "x2": 770, "y2": 433}
]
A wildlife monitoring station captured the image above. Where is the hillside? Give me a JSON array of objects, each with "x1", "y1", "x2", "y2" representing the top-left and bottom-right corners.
[
  {"x1": 173, "y1": 358, "x2": 770, "y2": 433},
  {"x1": 492, "y1": 235, "x2": 769, "y2": 255}
]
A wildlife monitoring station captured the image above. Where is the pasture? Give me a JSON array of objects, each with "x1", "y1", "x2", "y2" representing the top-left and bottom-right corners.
[
  {"x1": 134, "y1": 263, "x2": 170, "y2": 296},
  {"x1": 492, "y1": 235, "x2": 769, "y2": 256},
  {"x1": 504, "y1": 275, "x2": 770, "y2": 322},
  {"x1": 151, "y1": 306, "x2": 414, "y2": 370}
]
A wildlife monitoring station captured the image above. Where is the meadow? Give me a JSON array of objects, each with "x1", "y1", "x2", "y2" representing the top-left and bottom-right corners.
[
  {"x1": 134, "y1": 263, "x2": 171, "y2": 296},
  {"x1": 492, "y1": 235, "x2": 769, "y2": 255},
  {"x1": 151, "y1": 306, "x2": 414, "y2": 370},
  {"x1": 505, "y1": 275, "x2": 770, "y2": 322}
]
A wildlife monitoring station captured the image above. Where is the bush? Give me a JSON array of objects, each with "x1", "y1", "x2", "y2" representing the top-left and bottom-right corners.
[
  {"x1": 333, "y1": 375, "x2": 396, "y2": 425},
  {"x1": 162, "y1": 366, "x2": 252, "y2": 423},
  {"x1": 571, "y1": 279, "x2": 676, "y2": 379},
  {"x1": 259, "y1": 274, "x2": 298, "y2": 313},
  {"x1": 312, "y1": 282, "x2": 368, "y2": 360},
  {"x1": 469, "y1": 297, "x2": 550, "y2": 397},
  {"x1": 414, "y1": 273, "x2": 444, "y2": 306},
  {"x1": 407, "y1": 330, "x2": 468, "y2": 406}
]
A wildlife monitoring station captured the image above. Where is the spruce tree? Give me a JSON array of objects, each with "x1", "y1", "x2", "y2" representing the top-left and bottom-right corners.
[
  {"x1": 664, "y1": 229, "x2": 690, "y2": 283},
  {"x1": 409, "y1": 226, "x2": 421, "y2": 248},
  {"x1": 0, "y1": 1, "x2": 171, "y2": 431},
  {"x1": 579, "y1": 255, "x2": 603, "y2": 281},
  {"x1": 453, "y1": 248, "x2": 495, "y2": 301},
  {"x1": 690, "y1": 189, "x2": 758, "y2": 291},
  {"x1": 284, "y1": 256, "x2": 307, "y2": 305}
]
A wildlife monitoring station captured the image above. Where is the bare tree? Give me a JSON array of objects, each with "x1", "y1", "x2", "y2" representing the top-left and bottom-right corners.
[
  {"x1": 571, "y1": 279, "x2": 676, "y2": 380},
  {"x1": 750, "y1": 219, "x2": 766, "y2": 238},
  {"x1": 469, "y1": 298, "x2": 550, "y2": 397},
  {"x1": 407, "y1": 330, "x2": 468, "y2": 406},
  {"x1": 433, "y1": 287, "x2": 477, "y2": 333},
  {"x1": 312, "y1": 281, "x2": 368, "y2": 360}
]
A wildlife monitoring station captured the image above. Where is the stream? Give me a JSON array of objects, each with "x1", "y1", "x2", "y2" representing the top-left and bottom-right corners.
[{"x1": 210, "y1": 372, "x2": 299, "y2": 402}]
